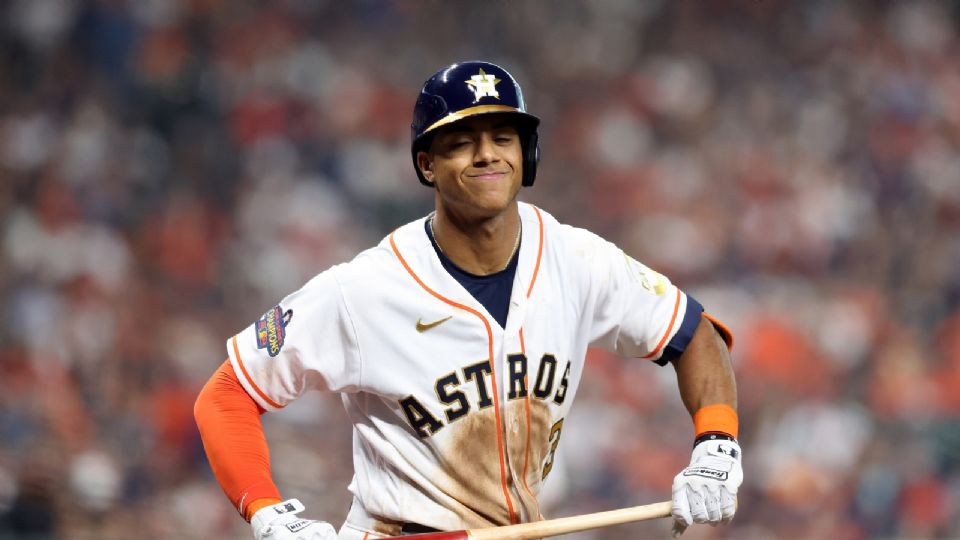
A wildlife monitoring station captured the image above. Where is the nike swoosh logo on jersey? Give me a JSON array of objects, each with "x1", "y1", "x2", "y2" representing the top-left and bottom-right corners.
[{"x1": 416, "y1": 316, "x2": 452, "y2": 332}]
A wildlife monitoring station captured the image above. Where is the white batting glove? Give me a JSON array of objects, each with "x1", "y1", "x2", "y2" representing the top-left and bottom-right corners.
[
  {"x1": 250, "y1": 499, "x2": 338, "y2": 540},
  {"x1": 671, "y1": 436, "x2": 742, "y2": 537}
]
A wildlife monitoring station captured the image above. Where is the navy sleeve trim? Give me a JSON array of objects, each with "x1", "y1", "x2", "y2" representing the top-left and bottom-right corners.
[{"x1": 655, "y1": 294, "x2": 703, "y2": 366}]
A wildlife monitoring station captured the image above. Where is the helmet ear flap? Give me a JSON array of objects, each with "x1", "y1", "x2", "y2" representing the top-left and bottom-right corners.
[{"x1": 521, "y1": 131, "x2": 539, "y2": 187}]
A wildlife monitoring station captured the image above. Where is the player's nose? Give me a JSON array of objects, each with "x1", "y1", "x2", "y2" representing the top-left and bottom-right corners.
[{"x1": 472, "y1": 132, "x2": 500, "y2": 166}]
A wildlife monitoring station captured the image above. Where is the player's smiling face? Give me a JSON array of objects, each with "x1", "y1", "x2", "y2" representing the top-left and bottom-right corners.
[{"x1": 418, "y1": 114, "x2": 524, "y2": 219}]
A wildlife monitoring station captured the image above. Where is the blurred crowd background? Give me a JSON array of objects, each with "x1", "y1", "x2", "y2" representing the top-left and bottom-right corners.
[{"x1": 1, "y1": 1, "x2": 959, "y2": 538}]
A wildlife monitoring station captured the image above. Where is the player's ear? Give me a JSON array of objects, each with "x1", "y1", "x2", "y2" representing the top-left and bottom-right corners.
[{"x1": 416, "y1": 151, "x2": 435, "y2": 185}]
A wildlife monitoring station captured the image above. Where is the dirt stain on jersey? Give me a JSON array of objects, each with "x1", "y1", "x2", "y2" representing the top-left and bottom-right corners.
[
  {"x1": 365, "y1": 517, "x2": 403, "y2": 537},
  {"x1": 435, "y1": 398, "x2": 556, "y2": 527},
  {"x1": 507, "y1": 398, "x2": 553, "y2": 520}
]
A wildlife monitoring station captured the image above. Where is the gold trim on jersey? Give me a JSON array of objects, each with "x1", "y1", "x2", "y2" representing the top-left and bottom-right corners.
[
  {"x1": 462, "y1": 359, "x2": 495, "y2": 411},
  {"x1": 434, "y1": 370, "x2": 470, "y2": 424}
]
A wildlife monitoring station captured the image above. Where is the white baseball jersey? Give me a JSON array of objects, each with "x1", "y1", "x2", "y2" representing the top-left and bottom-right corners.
[{"x1": 227, "y1": 202, "x2": 699, "y2": 535}]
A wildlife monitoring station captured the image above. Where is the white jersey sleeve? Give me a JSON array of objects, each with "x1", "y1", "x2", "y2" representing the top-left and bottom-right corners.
[
  {"x1": 226, "y1": 266, "x2": 361, "y2": 411},
  {"x1": 569, "y1": 227, "x2": 701, "y2": 364}
]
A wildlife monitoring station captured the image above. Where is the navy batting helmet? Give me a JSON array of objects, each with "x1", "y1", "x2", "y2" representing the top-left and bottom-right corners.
[{"x1": 411, "y1": 61, "x2": 540, "y2": 187}]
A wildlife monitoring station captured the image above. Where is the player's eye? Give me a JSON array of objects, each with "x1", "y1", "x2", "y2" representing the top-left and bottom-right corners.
[{"x1": 448, "y1": 138, "x2": 472, "y2": 149}]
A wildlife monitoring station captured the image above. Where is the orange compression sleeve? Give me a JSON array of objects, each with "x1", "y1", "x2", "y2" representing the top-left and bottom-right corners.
[{"x1": 194, "y1": 360, "x2": 281, "y2": 520}]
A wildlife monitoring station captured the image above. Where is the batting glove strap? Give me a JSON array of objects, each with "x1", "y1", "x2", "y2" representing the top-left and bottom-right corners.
[
  {"x1": 671, "y1": 438, "x2": 742, "y2": 537},
  {"x1": 250, "y1": 499, "x2": 338, "y2": 540},
  {"x1": 693, "y1": 432, "x2": 736, "y2": 448}
]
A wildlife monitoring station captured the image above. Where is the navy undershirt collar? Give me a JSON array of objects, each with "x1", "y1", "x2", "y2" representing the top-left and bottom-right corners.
[{"x1": 424, "y1": 219, "x2": 519, "y2": 329}]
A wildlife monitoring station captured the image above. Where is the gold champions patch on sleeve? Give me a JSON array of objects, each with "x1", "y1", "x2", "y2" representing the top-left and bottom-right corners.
[{"x1": 255, "y1": 305, "x2": 293, "y2": 357}]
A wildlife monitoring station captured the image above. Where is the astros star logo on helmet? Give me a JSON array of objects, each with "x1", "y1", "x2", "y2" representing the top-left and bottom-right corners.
[{"x1": 465, "y1": 68, "x2": 501, "y2": 102}]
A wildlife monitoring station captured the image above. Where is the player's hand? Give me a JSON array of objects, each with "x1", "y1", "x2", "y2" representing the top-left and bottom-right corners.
[
  {"x1": 670, "y1": 436, "x2": 742, "y2": 537},
  {"x1": 250, "y1": 499, "x2": 338, "y2": 540}
]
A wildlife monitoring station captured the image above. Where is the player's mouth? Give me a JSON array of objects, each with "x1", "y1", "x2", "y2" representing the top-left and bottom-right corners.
[{"x1": 466, "y1": 169, "x2": 511, "y2": 181}]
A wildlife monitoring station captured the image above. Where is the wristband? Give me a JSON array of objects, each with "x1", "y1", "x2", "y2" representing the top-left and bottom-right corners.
[{"x1": 693, "y1": 403, "x2": 738, "y2": 439}]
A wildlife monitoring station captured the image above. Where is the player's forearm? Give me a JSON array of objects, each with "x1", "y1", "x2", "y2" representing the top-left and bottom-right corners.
[
  {"x1": 669, "y1": 317, "x2": 742, "y2": 535},
  {"x1": 671, "y1": 317, "x2": 737, "y2": 418},
  {"x1": 194, "y1": 360, "x2": 282, "y2": 520}
]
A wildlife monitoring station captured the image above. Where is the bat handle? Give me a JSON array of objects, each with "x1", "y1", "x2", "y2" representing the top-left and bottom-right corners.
[{"x1": 392, "y1": 500, "x2": 673, "y2": 540}]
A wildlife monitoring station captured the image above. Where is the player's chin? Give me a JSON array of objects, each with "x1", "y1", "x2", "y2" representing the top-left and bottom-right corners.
[
  {"x1": 468, "y1": 189, "x2": 519, "y2": 215},
  {"x1": 468, "y1": 181, "x2": 520, "y2": 206}
]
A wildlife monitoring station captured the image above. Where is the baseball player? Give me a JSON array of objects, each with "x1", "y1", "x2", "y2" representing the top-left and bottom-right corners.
[{"x1": 194, "y1": 61, "x2": 741, "y2": 540}]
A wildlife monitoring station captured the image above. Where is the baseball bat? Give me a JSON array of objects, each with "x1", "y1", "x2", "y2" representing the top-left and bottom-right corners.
[{"x1": 396, "y1": 500, "x2": 672, "y2": 540}]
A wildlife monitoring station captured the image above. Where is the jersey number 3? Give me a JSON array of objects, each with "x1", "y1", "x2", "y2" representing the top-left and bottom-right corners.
[{"x1": 541, "y1": 418, "x2": 564, "y2": 480}]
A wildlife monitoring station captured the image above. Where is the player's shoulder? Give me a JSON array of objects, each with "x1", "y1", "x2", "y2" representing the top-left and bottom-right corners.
[
  {"x1": 331, "y1": 215, "x2": 432, "y2": 287},
  {"x1": 522, "y1": 203, "x2": 612, "y2": 260}
]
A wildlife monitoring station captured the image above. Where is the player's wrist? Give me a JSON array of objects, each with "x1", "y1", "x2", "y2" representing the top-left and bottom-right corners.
[
  {"x1": 250, "y1": 498, "x2": 307, "y2": 533},
  {"x1": 693, "y1": 432, "x2": 736, "y2": 448},
  {"x1": 249, "y1": 499, "x2": 338, "y2": 540},
  {"x1": 246, "y1": 497, "x2": 283, "y2": 522}
]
